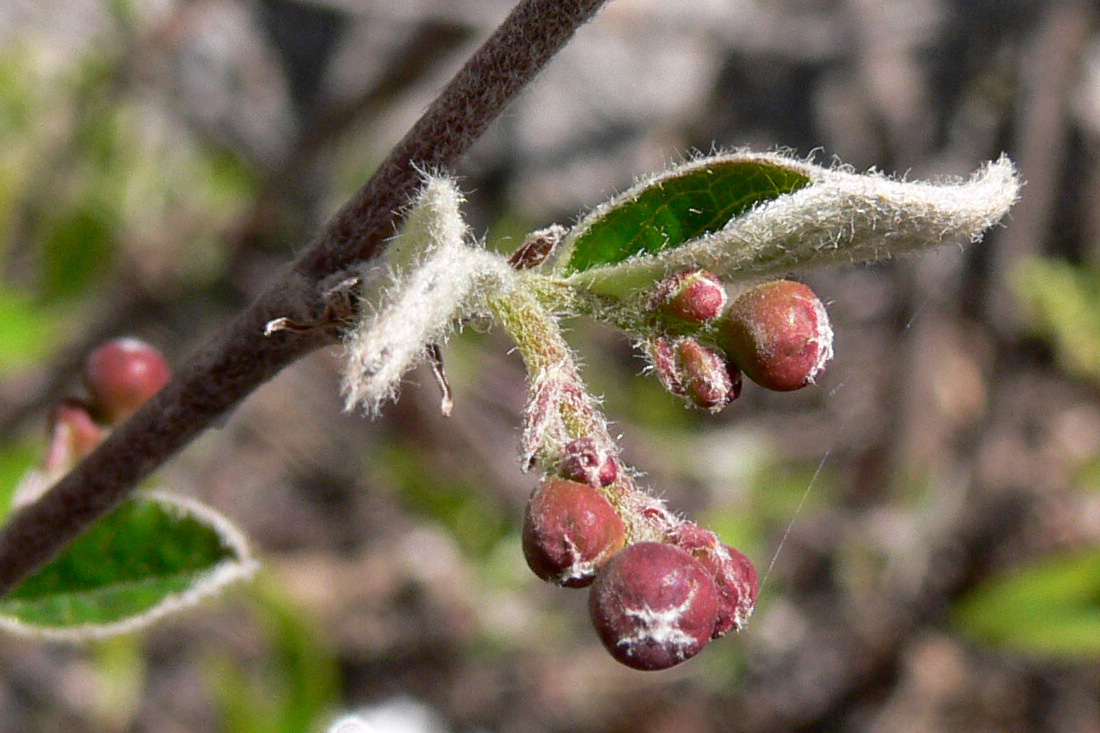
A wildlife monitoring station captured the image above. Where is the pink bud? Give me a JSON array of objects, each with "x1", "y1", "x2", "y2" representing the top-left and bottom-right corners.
[
  {"x1": 650, "y1": 336, "x2": 741, "y2": 412},
  {"x1": 718, "y1": 280, "x2": 833, "y2": 392},
  {"x1": 523, "y1": 478, "x2": 626, "y2": 587},
  {"x1": 650, "y1": 336, "x2": 687, "y2": 397},
  {"x1": 559, "y1": 437, "x2": 618, "y2": 487},
  {"x1": 676, "y1": 338, "x2": 742, "y2": 411},
  {"x1": 589, "y1": 542, "x2": 719, "y2": 670},
  {"x1": 650, "y1": 269, "x2": 728, "y2": 324},
  {"x1": 84, "y1": 338, "x2": 171, "y2": 423},
  {"x1": 669, "y1": 522, "x2": 759, "y2": 637},
  {"x1": 44, "y1": 399, "x2": 103, "y2": 476}
]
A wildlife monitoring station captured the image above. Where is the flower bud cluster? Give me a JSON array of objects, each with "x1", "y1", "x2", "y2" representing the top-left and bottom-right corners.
[
  {"x1": 644, "y1": 271, "x2": 833, "y2": 407},
  {"x1": 337, "y1": 160, "x2": 1015, "y2": 671},
  {"x1": 516, "y1": 272, "x2": 832, "y2": 670},
  {"x1": 520, "y1": 440, "x2": 759, "y2": 670}
]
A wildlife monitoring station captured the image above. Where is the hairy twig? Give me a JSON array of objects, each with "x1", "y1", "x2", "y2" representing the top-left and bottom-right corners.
[{"x1": 0, "y1": 0, "x2": 609, "y2": 597}]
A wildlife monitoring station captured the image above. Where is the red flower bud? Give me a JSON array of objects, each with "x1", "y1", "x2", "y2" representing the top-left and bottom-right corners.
[
  {"x1": 559, "y1": 437, "x2": 618, "y2": 487},
  {"x1": 670, "y1": 522, "x2": 758, "y2": 637},
  {"x1": 650, "y1": 336, "x2": 741, "y2": 412},
  {"x1": 589, "y1": 542, "x2": 719, "y2": 670},
  {"x1": 523, "y1": 478, "x2": 626, "y2": 587},
  {"x1": 650, "y1": 336, "x2": 686, "y2": 397},
  {"x1": 706, "y1": 544, "x2": 758, "y2": 636},
  {"x1": 718, "y1": 280, "x2": 833, "y2": 392},
  {"x1": 84, "y1": 338, "x2": 171, "y2": 423},
  {"x1": 676, "y1": 338, "x2": 742, "y2": 411},
  {"x1": 650, "y1": 269, "x2": 728, "y2": 324}
]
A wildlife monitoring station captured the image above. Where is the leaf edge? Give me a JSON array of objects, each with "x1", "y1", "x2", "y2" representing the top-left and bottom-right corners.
[{"x1": 0, "y1": 491, "x2": 258, "y2": 642}]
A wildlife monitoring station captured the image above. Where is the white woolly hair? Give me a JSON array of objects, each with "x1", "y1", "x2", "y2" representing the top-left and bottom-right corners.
[{"x1": 341, "y1": 174, "x2": 514, "y2": 415}]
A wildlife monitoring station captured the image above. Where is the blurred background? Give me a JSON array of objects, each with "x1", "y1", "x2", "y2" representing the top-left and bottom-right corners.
[{"x1": 1, "y1": 0, "x2": 1100, "y2": 730}]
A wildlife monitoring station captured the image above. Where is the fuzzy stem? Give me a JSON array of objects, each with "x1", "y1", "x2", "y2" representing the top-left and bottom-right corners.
[
  {"x1": 0, "y1": 0, "x2": 610, "y2": 599},
  {"x1": 488, "y1": 277, "x2": 679, "y2": 545},
  {"x1": 487, "y1": 277, "x2": 611, "y2": 462}
]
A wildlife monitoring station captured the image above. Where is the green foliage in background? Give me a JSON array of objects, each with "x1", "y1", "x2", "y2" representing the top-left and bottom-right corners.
[
  {"x1": 955, "y1": 255, "x2": 1100, "y2": 660},
  {"x1": 207, "y1": 577, "x2": 341, "y2": 733},
  {"x1": 0, "y1": 442, "x2": 38, "y2": 518},
  {"x1": 0, "y1": 44, "x2": 257, "y2": 376},
  {"x1": 377, "y1": 441, "x2": 511, "y2": 559},
  {"x1": 1013, "y1": 257, "x2": 1100, "y2": 383},
  {"x1": 953, "y1": 550, "x2": 1100, "y2": 659}
]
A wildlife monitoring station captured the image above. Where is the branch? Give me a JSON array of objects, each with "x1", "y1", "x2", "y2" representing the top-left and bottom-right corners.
[
  {"x1": 0, "y1": 22, "x2": 472, "y2": 438},
  {"x1": 0, "y1": 0, "x2": 610, "y2": 597}
]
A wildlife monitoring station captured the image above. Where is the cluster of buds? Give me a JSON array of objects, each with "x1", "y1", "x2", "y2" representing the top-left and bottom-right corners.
[
  {"x1": 333, "y1": 158, "x2": 1018, "y2": 671},
  {"x1": 521, "y1": 440, "x2": 759, "y2": 670},
  {"x1": 517, "y1": 271, "x2": 832, "y2": 670},
  {"x1": 40, "y1": 338, "x2": 170, "y2": 483},
  {"x1": 644, "y1": 270, "x2": 833, "y2": 409}
]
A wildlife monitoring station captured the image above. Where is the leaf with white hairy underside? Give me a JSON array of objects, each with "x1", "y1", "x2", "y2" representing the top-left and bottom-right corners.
[
  {"x1": 341, "y1": 175, "x2": 516, "y2": 415},
  {"x1": 560, "y1": 152, "x2": 1020, "y2": 297},
  {"x1": 386, "y1": 170, "x2": 470, "y2": 272},
  {"x1": 554, "y1": 154, "x2": 812, "y2": 274},
  {"x1": 0, "y1": 491, "x2": 256, "y2": 641}
]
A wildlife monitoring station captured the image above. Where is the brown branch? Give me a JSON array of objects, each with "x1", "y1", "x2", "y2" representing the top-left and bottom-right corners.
[
  {"x1": 0, "y1": 23, "x2": 472, "y2": 437},
  {"x1": 0, "y1": 0, "x2": 610, "y2": 597}
]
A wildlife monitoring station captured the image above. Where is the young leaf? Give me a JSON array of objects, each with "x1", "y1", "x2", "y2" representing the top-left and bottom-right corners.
[
  {"x1": 0, "y1": 491, "x2": 256, "y2": 641},
  {"x1": 555, "y1": 154, "x2": 812, "y2": 274},
  {"x1": 562, "y1": 152, "x2": 1019, "y2": 297},
  {"x1": 342, "y1": 175, "x2": 515, "y2": 416},
  {"x1": 951, "y1": 550, "x2": 1100, "y2": 659}
]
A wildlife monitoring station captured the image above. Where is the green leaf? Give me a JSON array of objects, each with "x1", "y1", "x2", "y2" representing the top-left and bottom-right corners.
[
  {"x1": 559, "y1": 156, "x2": 811, "y2": 274},
  {"x1": 952, "y1": 550, "x2": 1100, "y2": 660},
  {"x1": 0, "y1": 491, "x2": 255, "y2": 640},
  {"x1": 555, "y1": 154, "x2": 1017, "y2": 302}
]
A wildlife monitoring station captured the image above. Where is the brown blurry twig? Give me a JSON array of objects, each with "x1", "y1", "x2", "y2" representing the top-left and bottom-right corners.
[{"x1": 0, "y1": 0, "x2": 610, "y2": 597}]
